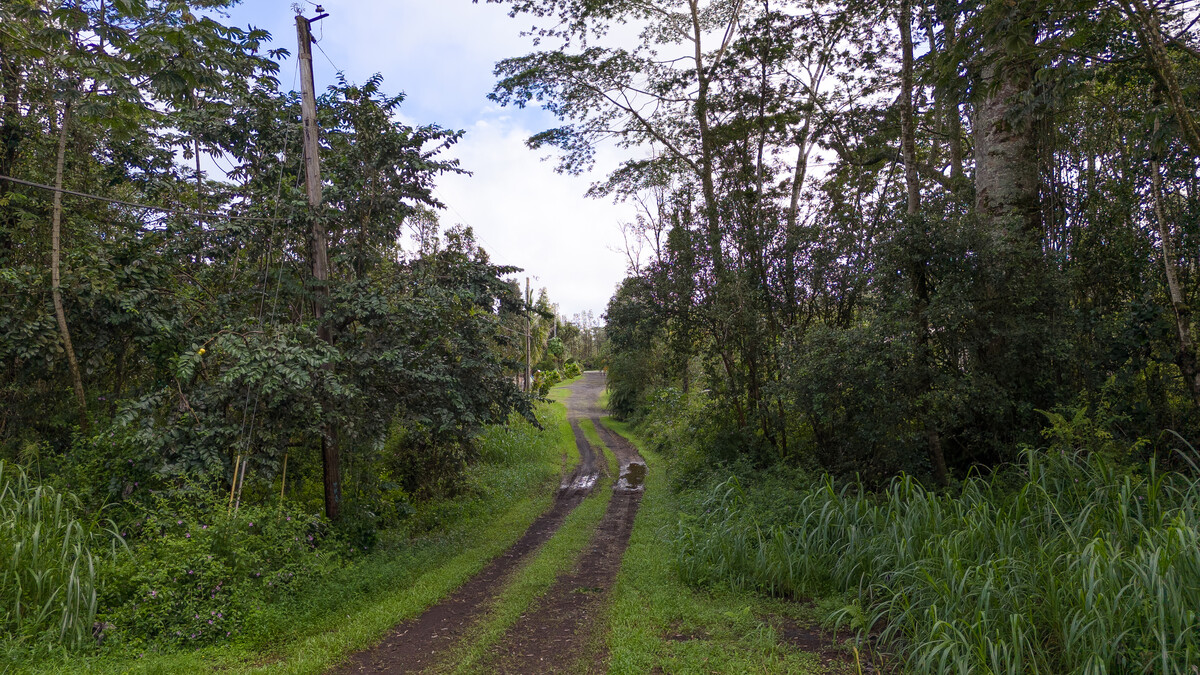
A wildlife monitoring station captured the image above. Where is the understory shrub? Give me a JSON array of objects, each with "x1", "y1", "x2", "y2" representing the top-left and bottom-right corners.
[
  {"x1": 99, "y1": 485, "x2": 340, "y2": 648},
  {"x1": 534, "y1": 368, "x2": 563, "y2": 396},
  {"x1": 675, "y1": 449, "x2": 1200, "y2": 674}
]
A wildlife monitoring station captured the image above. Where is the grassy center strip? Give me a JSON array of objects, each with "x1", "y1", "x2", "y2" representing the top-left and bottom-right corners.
[
  {"x1": 599, "y1": 418, "x2": 837, "y2": 675},
  {"x1": 442, "y1": 448, "x2": 614, "y2": 673}
]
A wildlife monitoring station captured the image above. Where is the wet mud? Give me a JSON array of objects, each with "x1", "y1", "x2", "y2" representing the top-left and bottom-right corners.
[
  {"x1": 487, "y1": 373, "x2": 647, "y2": 674},
  {"x1": 329, "y1": 374, "x2": 606, "y2": 674}
]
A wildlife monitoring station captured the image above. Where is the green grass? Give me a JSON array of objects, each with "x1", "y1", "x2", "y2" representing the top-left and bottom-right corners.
[
  {"x1": 444, "y1": 475, "x2": 614, "y2": 673},
  {"x1": 1, "y1": 461, "x2": 120, "y2": 657},
  {"x1": 579, "y1": 418, "x2": 617, "y2": 477},
  {"x1": 18, "y1": 401, "x2": 579, "y2": 675},
  {"x1": 674, "y1": 448, "x2": 1200, "y2": 674},
  {"x1": 599, "y1": 419, "x2": 832, "y2": 675}
]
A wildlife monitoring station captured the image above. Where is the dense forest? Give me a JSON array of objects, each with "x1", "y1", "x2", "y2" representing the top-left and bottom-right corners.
[
  {"x1": 485, "y1": 0, "x2": 1200, "y2": 671},
  {"x1": 0, "y1": 0, "x2": 609, "y2": 665},
  {"x1": 4, "y1": 0, "x2": 1200, "y2": 672},
  {"x1": 489, "y1": 0, "x2": 1200, "y2": 479}
]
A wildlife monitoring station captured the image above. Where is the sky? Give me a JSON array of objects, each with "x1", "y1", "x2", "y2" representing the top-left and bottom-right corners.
[{"x1": 219, "y1": 0, "x2": 637, "y2": 321}]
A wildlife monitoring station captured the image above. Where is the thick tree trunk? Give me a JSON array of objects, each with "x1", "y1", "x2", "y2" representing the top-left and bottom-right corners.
[
  {"x1": 1151, "y1": 157, "x2": 1200, "y2": 406},
  {"x1": 940, "y1": 10, "x2": 964, "y2": 183},
  {"x1": 50, "y1": 102, "x2": 90, "y2": 433},
  {"x1": 901, "y1": 0, "x2": 949, "y2": 486},
  {"x1": 974, "y1": 50, "x2": 1041, "y2": 236}
]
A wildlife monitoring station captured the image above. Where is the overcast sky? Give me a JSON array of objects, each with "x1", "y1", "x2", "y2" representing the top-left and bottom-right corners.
[{"x1": 220, "y1": 0, "x2": 636, "y2": 320}]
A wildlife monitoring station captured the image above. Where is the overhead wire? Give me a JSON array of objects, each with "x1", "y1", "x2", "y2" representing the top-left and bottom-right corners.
[
  {"x1": 234, "y1": 59, "x2": 304, "y2": 511},
  {"x1": 0, "y1": 174, "x2": 281, "y2": 222}
]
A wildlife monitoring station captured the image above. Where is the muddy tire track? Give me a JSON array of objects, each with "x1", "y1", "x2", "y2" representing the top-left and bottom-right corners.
[
  {"x1": 488, "y1": 383, "x2": 647, "y2": 674},
  {"x1": 329, "y1": 375, "x2": 604, "y2": 674}
]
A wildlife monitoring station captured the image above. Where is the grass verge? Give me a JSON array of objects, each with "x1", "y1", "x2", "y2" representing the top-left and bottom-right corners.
[
  {"x1": 599, "y1": 418, "x2": 837, "y2": 675},
  {"x1": 20, "y1": 401, "x2": 578, "y2": 675}
]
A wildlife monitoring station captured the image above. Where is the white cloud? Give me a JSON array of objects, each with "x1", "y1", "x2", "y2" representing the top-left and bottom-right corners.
[
  {"x1": 221, "y1": 0, "x2": 641, "y2": 319},
  {"x1": 435, "y1": 114, "x2": 635, "y2": 319}
]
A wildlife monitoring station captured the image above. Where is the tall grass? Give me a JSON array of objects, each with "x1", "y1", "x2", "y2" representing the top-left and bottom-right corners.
[
  {"x1": 1, "y1": 461, "x2": 120, "y2": 650},
  {"x1": 675, "y1": 449, "x2": 1200, "y2": 673}
]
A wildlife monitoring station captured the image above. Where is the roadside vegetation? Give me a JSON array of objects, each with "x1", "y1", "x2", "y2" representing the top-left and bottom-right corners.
[
  {"x1": 0, "y1": 1, "x2": 610, "y2": 669},
  {"x1": 476, "y1": 0, "x2": 1200, "y2": 671},
  {"x1": 612, "y1": 387, "x2": 1200, "y2": 673},
  {"x1": 602, "y1": 419, "x2": 840, "y2": 675},
  {"x1": 9, "y1": 397, "x2": 577, "y2": 673}
]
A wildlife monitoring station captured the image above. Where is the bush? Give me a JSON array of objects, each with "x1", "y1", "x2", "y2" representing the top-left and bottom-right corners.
[
  {"x1": 100, "y1": 484, "x2": 340, "y2": 648},
  {"x1": 674, "y1": 449, "x2": 1200, "y2": 673},
  {"x1": 562, "y1": 361, "x2": 582, "y2": 379},
  {"x1": 533, "y1": 369, "x2": 563, "y2": 396},
  {"x1": 0, "y1": 461, "x2": 121, "y2": 651}
]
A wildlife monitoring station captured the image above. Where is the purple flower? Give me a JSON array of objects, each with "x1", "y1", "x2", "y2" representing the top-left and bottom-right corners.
[
  {"x1": 150, "y1": 590, "x2": 157, "y2": 597},
  {"x1": 185, "y1": 533, "x2": 191, "y2": 538},
  {"x1": 201, "y1": 524, "x2": 208, "y2": 529}
]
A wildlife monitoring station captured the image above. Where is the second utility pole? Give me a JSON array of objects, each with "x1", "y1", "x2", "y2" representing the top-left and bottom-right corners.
[
  {"x1": 296, "y1": 9, "x2": 339, "y2": 520},
  {"x1": 525, "y1": 277, "x2": 532, "y2": 392}
]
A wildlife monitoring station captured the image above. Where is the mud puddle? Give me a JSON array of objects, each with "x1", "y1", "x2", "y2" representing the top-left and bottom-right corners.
[
  {"x1": 487, "y1": 394, "x2": 647, "y2": 674},
  {"x1": 329, "y1": 374, "x2": 605, "y2": 674}
]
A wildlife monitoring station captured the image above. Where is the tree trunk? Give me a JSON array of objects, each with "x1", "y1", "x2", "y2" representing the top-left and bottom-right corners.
[
  {"x1": 690, "y1": 1, "x2": 724, "y2": 274},
  {"x1": 50, "y1": 101, "x2": 89, "y2": 434},
  {"x1": 974, "y1": 47, "x2": 1040, "y2": 236},
  {"x1": 939, "y1": 8, "x2": 964, "y2": 183},
  {"x1": 1151, "y1": 157, "x2": 1200, "y2": 406},
  {"x1": 1123, "y1": 0, "x2": 1200, "y2": 159},
  {"x1": 901, "y1": 0, "x2": 949, "y2": 486}
]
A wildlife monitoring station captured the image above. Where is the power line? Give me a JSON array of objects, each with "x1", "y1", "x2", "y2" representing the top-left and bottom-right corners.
[
  {"x1": 0, "y1": 174, "x2": 282, "y2": 223},
  {"x1": 314, "y1": 38, "x2": 343, "y2": 75}
]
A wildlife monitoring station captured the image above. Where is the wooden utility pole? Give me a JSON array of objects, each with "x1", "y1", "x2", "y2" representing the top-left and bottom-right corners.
[
  {"x1": 525, "y1": 277, "x2": 532, "y2": 392},
  {"x1": 296, "y1": 10, "x2": 340, "y2": 520}
]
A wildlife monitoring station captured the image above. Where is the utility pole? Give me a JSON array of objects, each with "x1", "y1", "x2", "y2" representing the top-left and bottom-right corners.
[
  {"x1": 296, "y1": 8, "x2": 340, "y2": 520},
  {"x1": 525, "y1": 277, "x2": 532, "y2": 392}
]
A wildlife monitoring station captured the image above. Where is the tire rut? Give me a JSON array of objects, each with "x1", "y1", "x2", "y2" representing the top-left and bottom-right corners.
[
  {"x1": 329, "y1": 375, "x2": 605, "y2": 674},
  {"x1": 487, "y1": 403, "x2": 647, "y2": 675}
]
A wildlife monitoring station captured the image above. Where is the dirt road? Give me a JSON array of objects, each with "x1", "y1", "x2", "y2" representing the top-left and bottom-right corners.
[
  {"x1": 487, "y1": 375, "x2": 645, "y2": 673},
  {"x1": 331, "y1": 371, "x2": 642, "y2": 674}
]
